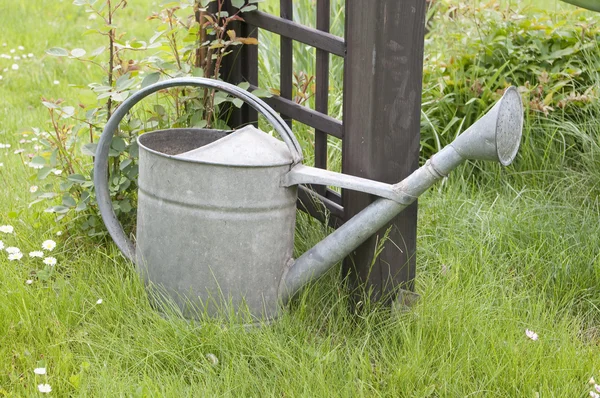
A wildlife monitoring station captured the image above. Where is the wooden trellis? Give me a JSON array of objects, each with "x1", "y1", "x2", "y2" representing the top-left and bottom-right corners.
[{"x1": 221, "y1": 0, "x2": 427, "y2": 303}]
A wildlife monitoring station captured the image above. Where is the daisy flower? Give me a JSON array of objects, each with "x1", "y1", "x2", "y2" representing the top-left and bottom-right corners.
[
  {"x1": 525, "y1": 329, "x2": 538, "y2": 341},
  {"x1": 8, "y1": 252, "x2": 23, "y2": 261},
  {"x1": 5, "y1": 246, "x2": 20, "y2": 254},
  {"x1": 29, "y1": 251, "x2": 43, "y2": 258},
  {"x1": 43, "y1": 257, "x2": 57, "y2": 266},
  {"x1": 42, "y1": 240, "x2": 56, "y2": 251},
  {"x1": 34, "y1": 367, "x2": 46, "y2": 375},
  {"x1": 96, "y1": 298, "x2": 103, "y2": 305},
  {"x1": 37, "y1": 384, "x2": 51, "y2": 393},
  {"x1": 0, "y1": 225, "x2": 14, "y2": 233}
]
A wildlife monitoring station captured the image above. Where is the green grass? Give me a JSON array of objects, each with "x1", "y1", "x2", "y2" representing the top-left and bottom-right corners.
[{"x1": 1, "y1": 0, "x2": 600, "y2": 396}]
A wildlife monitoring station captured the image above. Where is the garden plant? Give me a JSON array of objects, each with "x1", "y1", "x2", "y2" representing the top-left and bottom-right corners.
[{"x1": 1, "y1": 0, "x2": 600, "y2": 396}]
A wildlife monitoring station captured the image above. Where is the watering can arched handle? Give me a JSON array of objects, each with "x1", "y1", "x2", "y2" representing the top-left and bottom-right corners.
[{"x1": 94, "y1": 77, "x2": 304, "y2": 262}]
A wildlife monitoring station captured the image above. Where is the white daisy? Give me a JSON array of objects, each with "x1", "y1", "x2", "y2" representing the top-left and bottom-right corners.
[
  {"x1": 25, "y1": 279, "x2": 33, "y2": 285},
  {"x1": 96, "y1": 298, "x2": 103, "y2": 305},
  {"x1": 29, "y1": 185, "x2": 38, "y2": 193},
  {"x1": 11, "y1": 64, "x2": 18, "y2": 70},
  {"x1": 0, "y1": 241, "x2": 3, "y2": 250},
  {"x1": 0, "y1": 225, "x2": 14, "y2": 233},
  {"x1": 42, "y1": 240, "x2": 56, "y2": 251},
  {"x1": 37, "y1": 384, "x2": 52, "y2": 393},
  {"x1": 5, "y1": 246, "x2": 20, "y2": 254},
  {"x1": 34, "y1": 367, "x2": 46, "y2": 375},
  {"x1": 29, "y1": 251, "x2": 44, "y2": 258},
  {"x1": 8, "y1": 252, "x2": 23, "y2": 261},
  {"x1": 43, "y1": 257, "x2": 57, "y2": 266}
]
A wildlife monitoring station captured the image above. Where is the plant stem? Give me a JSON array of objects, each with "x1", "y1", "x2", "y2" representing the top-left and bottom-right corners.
[
  {"x1": 49, "y1": 110, "x2": 75, "y2": 175},
  {"x1": 107, "y1": 0, "x2": 114, "y2": 121}
]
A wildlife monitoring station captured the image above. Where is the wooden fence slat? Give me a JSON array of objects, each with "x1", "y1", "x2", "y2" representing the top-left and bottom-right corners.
[
  {"x1": 313, "y1": 0, "x2": 330, "y2": 196},
  {"x1": 220, "y1": 0, "x2": 258, "y2": 127},
  {"x1": 243, "y1": 10, "x2": 345, "y2": 57},
  {"x1": 280, "y1": 0, "x2": 293, "y2": 127},
  {"x1": 250, "y1": 85, "x2": 343, "y2": 138}
]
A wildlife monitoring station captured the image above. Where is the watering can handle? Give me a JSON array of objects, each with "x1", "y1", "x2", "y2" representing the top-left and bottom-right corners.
[{"x1": 94, "y1": 77, "x2": 303, "y2": 263}]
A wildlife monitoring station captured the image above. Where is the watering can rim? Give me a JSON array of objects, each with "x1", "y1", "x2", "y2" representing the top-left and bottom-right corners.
[{"x1": 137, "y1": 126, "x2": 295, "y2": 168}]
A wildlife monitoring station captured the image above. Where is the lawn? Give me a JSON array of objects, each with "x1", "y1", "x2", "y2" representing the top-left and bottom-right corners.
[{"x1": 1, "y1": 0, "x2": 599, "y2": 396}]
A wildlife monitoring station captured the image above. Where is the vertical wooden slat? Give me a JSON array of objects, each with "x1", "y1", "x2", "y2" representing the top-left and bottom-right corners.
[
  {"x1": 219, "y1": 0, "x2": 258, "y2": 128},
  {"x1": 313, "y1": 0, "x2": 330, "y2": 195},
  {"x1": 342, "y1": 0, "x2": 426, "y2": 304},
  {"x1": 240, "y1": 18, "x2": 259, "y2": 126},
  {"x1": 280, "y1": 0, "x2": 293, "y2": 127}
]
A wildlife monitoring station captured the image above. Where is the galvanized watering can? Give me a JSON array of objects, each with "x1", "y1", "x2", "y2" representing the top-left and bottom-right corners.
[{"x1": 95, "y1": 77, "x2": 523, "y2": 321}]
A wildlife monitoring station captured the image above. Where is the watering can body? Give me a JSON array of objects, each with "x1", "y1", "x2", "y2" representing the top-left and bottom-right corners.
[
  {"x1": 94, "y1": 77, "x2": 524, "y2": 322},
  {"x1": 136, "y1": 127, "x2": 297, "y2": 319}
]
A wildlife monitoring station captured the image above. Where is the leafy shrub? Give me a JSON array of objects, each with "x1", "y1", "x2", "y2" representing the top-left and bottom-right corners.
[
  {"x1": 421, "y1": 1, "x2": 600, "y2": 158},
  {"x1": 28, "y1": 0, "x2": 261, "y2": 236}
]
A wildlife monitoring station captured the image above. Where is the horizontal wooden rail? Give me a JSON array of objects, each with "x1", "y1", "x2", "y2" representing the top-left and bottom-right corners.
[
  {"x1": 243, "y1": 10, "x2": 346, "y2": 57},
  {"x1": 250, "y1": 85, "x2": 343, "y2": 138}
]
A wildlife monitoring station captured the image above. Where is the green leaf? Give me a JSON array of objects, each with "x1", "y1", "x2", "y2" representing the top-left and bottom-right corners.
[
  {"x1": 60, "y1": 180, "x2": 75, "y2": 191},
  {"x1": 237, "y1": 81, "x2": 250, "y2": 90},
  {"x1": 46, "y1": 47, "x2": 69, "y2": 57},
  {"x1": 45, "y1": 205, "x2": 70, "y2": 214},
  {"x1": 37, "y1": 269, "x2": 51, "y2": 281},
  {"x1": 231, "y1": 0, "x2": 245, "y2": 8},
  {"x1": 119, "y1": 199, "x2": 132, "y2": 213},
  {"x1": 192, "y1": 67, "x2": 204, "y2": 77},
  {"x1": 37, "y1": 167, "x2": 54, "y2": 180},
  {"x1": 31, "y1": 156, "x2": 47, "y2": 167},
  {"x1": 62, "y1": 194, "x2": 77, "y2": 208},
  {"x1": 111, "y1": 137, "x2": 127, "y2": 152},
  {"x1": 81, "y1": 143, "x2": 98, "y2": 156},
  {"x1": 70, "y1": 48, "x2": 86, "y2": 58},
  {"x1": 67, "y1": 174, "x2": 87, "y2": 184},
  {"x1": 111, "y1": 91, "x2": 130, "y2": 102},
  {"x1": 119, "y1": 158, "x2": 132, "y2": 170},
  {"x1": 90, "y1": 46, "x2": 106, "y2": 57},
  {"x1": 251, "y1": 88, "x2": 272, "y2": 98},
  {"x1": 59, "y1": 106, "x2": 75, "y2": 118},
  {"x1": 141, "y1": 72, "x2": 160, "y2": 88},
  {"x1": 69, "y1": 373, "x2": 81, "y2": 390},
  {"x1": 116, "y1": 73, "x2": 136, "y2": 91},
  {"x1": 42, "y1": 101, "x2": 59, "y2": 109},
  {"x1": 560, "y1": 0, "x2": 600, "y2": 12},
  {"x1": 232, "y1": 98, "x2": 244, "y2": 108}
]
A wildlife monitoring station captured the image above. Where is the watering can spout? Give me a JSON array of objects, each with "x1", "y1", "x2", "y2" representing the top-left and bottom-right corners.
[{"x1": 280, "y1": 87, "x2": 523, "y2": 303}]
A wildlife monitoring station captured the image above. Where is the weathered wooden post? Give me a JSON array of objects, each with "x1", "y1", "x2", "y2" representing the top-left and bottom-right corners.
[{"x1": 342, "y1": 0, "x2": 426, "y2": 304}]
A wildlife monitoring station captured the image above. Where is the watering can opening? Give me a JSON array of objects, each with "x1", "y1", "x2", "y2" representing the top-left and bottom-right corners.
[
  {"x1": 137, "y1": 128, "x2": 230, "y2": 156},
  {"x1": 138, "y1": 125, "x2": 294, "y2": 167}
]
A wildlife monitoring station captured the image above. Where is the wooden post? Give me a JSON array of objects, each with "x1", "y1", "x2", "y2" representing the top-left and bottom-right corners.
[{"x1": 342, "y1": 0, "x2": 426, "y2": 304}]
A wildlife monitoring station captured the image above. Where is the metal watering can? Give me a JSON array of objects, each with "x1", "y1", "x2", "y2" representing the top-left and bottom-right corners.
[{"x1": 95, "y1": 77, "x2": 523, "y2": 321}]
